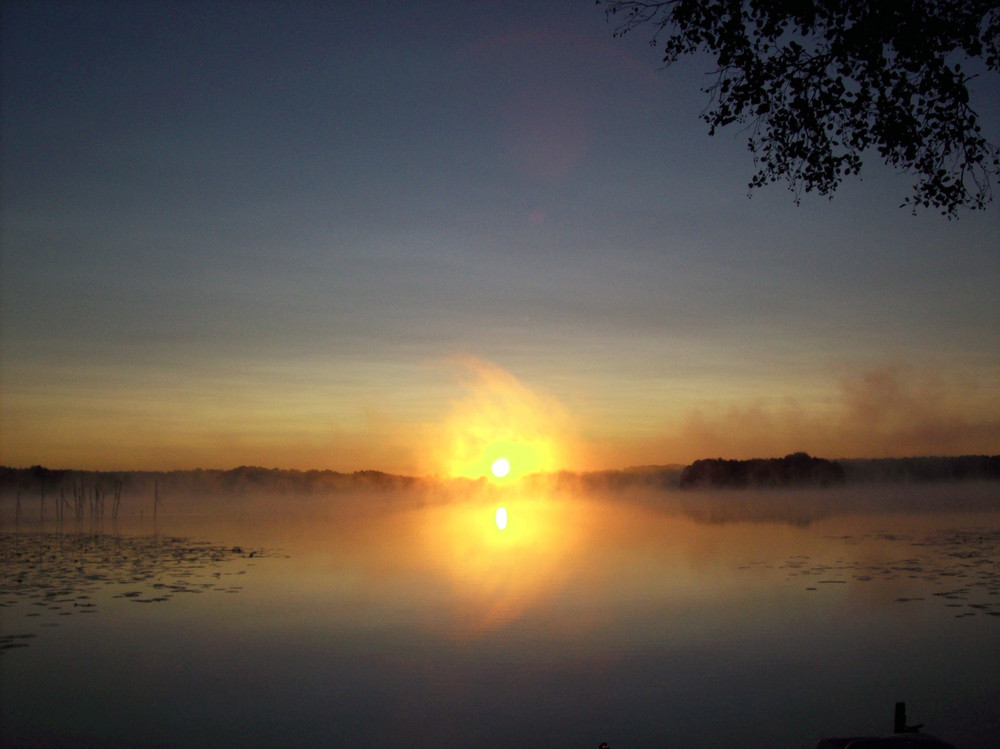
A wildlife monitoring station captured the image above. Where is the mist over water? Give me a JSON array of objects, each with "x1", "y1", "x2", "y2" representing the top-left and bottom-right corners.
[{"x1": 2, "y1": 481, "x2": 998, "y2": 748}]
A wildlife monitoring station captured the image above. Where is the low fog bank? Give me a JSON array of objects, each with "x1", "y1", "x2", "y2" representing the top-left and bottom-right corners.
[
  {"x1": 537, "y1": 458, "x2": 1000, "y2": 527},
  {"x1": 839, "y1": 454, "x2": 1000, "y2": 482},
  {"x1": 1, "y1": 454, "x2": 997, "y2": 500},
  {"x1": 0, "y1": 455, "x2": 996, "y2": 527},
  {"x1": 547, "y1": 454, "x2": 999, "y2": 492},
  {"x1": 0, "y1": 466, "x2": 430, "y2": 520}
]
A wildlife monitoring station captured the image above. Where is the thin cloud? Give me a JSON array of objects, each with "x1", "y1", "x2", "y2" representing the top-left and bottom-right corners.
[{"x1": 642, "y1": 363, "x2": 1000, "y2": 463}]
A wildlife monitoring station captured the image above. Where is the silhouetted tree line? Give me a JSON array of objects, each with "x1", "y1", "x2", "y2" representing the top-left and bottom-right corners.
[
  {"x1": 2, "y1": 455, "x2": 997, "y2": 499},
  {"x1": 839, "y1": 455, "x2": 1000, "y2": 483},
  {"x1": 0, "y1": 465, "x2": 419, "y2": 500},
  {"x1": 553, "y1": 466, "x2": 686, "y2": 492},
  {"x1": 0, "y1": 465, "x2": 128, "y2": 498},
  {"x1": 678, "y1": 453, "x2": 1000, "y2": 488},
  {"x1": 679, "y1": 452, "x2": 845, "y2": 488}
]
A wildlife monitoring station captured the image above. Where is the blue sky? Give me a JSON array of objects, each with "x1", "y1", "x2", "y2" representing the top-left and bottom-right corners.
[{"x1": 2, "y1": 0, "x2": 998, "y2": 472}]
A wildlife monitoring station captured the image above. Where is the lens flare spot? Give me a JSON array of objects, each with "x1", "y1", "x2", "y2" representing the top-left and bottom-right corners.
[
  {"x1": 495, "y1": 506, "x2": 508, "y2": 530},
  {"x1": 491, "y1": 457, "x2": 511, "y2": 478}
]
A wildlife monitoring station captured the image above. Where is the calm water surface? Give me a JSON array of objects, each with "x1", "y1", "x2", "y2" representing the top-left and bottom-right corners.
[{"x1": 2, "y1": 483, "x2": 998, "y2": 748}]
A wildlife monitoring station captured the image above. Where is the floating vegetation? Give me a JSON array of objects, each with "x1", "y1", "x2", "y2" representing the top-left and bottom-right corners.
[
  {"x1": 762, "y1": 527, "x2": 1000, "y2": 618},
  {"x1": 0, "y1": 531, "x2": 282, "y2": 652}
]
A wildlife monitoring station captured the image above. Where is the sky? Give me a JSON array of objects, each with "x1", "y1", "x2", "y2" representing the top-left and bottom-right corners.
[{"x1": 2, "y1": 0, "x2": 999, "y2": 475}]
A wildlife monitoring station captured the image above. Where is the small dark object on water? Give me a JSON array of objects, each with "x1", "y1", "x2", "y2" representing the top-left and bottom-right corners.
[
  {"x1": 817, "y1": 703, "x2": 956, "y2": 749},
  {"x1": 232, "y1": 547, "x2": 242, "y2": 554},
  {"x1": 895, "y1": 702, "x2": 923, "y2": 734}
]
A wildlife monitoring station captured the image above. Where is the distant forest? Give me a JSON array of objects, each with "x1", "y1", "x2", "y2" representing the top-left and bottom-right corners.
[
  {"x1": 678, "y1": 453, "x2": 845, "y2": 489},
  {"x1": 0, "y1": 454, "x2": 998, "y2": 499},
  {"x1": 0, "y1": 465, "x2": 420, "y2": 505},
  {"x1": 678, "y1": 453, "x2": 1000, "y2": 489}
]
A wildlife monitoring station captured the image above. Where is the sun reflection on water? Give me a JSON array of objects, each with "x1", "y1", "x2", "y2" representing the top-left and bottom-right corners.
[{"x1": 418, "y1": 489, "x2": 581, "y2": 635}]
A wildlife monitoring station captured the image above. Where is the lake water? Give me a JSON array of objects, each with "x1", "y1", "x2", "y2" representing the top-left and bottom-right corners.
[{"x1": 2, "y1": 482, "x2": 998, "y2": 748}]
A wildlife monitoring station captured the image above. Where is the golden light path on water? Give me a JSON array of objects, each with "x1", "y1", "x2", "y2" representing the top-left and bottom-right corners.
[{"x1": 417, "y1": 486, "x2": 586, "y2": 634}]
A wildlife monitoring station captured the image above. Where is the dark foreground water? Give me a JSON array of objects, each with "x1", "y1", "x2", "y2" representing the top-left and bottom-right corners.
[{"x1": 2, "y1": 483, "x2": 998, "y2": 748}]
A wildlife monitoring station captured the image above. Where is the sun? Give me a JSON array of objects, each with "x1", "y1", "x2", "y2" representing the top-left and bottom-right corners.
[
  {"x1": 432, "y1": 358, "x2": 573, "y2": 481},
  {"x1": 491, "y1": 457, "x2": 511, "y2": 478}
]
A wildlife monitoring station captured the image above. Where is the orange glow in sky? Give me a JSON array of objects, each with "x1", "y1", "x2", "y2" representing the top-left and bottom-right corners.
[
  {"x1": 431, "y1": 358, "x2": 573, "y2": 481},
  {"x1": 2, "y1": 3, "x2": 999, "y2": 476}
]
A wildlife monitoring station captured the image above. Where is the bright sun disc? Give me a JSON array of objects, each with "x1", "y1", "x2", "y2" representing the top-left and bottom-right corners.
[{"x1": 491, "y1": 457, "x2": 510, "y2": 478}]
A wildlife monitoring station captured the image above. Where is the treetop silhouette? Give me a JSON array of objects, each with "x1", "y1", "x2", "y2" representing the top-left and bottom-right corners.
[{"x1": 599, "y1": 0, "x2": 1000, "y2": 216}]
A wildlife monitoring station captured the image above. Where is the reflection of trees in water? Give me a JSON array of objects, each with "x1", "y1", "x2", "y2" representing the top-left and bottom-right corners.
[
  {"x1": 0, "y1": 531, "x2": 279, "y2": 652},
  {"x1": 646, "y1": 482, "x2": 999, "y2": 528}
]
